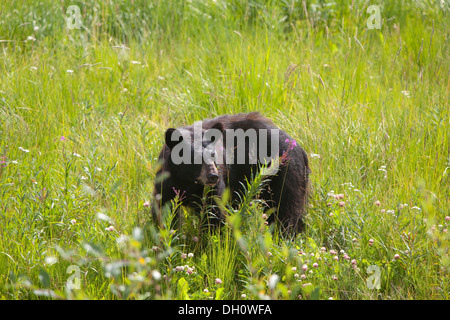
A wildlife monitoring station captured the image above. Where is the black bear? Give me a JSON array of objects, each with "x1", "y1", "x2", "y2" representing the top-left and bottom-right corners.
[{"x1": 152, "y1": 112, "x2": 310, "y2": 235}]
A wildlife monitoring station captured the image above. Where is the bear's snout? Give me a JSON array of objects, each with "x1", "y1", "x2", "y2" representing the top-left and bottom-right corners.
[
  {"x1": 197, "y1": 163, "x2": 220, "y2": 186},
  {"x1": 207, "y1": 172, "x2": 219, "y2": 185}
]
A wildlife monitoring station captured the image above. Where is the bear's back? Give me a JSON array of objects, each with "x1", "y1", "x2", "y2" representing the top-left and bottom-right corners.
[{"x1": 201, "y1": 112, "x2": 275, "y2": 131}]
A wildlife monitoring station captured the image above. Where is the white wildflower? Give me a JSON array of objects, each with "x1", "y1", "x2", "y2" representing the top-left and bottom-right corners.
[
  {"x1": 44, "y1": 256, "x2": 58, "y2": 266},
  {"x1": 152, "y1": 270, "x2": 161, "y2": 281},
  {"x1": 401, "y1": 90, "x2": 411, "y2": 97},
  {"x1": 268, "y1": 274, "x2": 279, "y2": 289}
]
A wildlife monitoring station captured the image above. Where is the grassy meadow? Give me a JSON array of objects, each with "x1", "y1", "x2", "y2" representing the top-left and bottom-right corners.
[{"x1": 0, "y1": 0, "x2": 449, "y2": 300}]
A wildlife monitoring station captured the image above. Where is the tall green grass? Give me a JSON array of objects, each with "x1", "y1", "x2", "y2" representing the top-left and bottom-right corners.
[{"x1": 0, "y1": 0, "x2": 448, "y2": 299}]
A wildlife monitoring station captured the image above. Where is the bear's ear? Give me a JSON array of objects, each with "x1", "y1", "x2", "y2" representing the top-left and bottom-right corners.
[
  {"x1": 211, "y1": 122, "x2": 224, "y2": 133},
  {"x1": 165, "y1": 128, "x2": 181, "y2": 150},
  {"x1": 205, "y1": 122, "x2": 224, "y2": 144}
]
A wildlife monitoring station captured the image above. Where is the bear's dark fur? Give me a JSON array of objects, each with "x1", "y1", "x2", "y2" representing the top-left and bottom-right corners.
[{"x1": 152, "y1": 112, "x2": 310, "y2": 235}]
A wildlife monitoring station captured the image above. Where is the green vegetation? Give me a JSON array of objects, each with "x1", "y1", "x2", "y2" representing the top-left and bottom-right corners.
[{"x1": 0, "y1": 0, "x2": 448, "y2": 300}]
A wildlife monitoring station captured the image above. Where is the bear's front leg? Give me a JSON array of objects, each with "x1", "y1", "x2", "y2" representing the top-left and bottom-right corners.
[
  {"x1": 199, "y1": 180, "x2": 227, "y2": 230},
  {"x1": 152, "y1": 179, "x2": 184, "y2": 230}
]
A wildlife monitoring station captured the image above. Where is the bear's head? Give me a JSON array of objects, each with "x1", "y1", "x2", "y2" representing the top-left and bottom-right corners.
[{"x1": 164, "y1": 122, "x2": 224, "y2": 187}]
